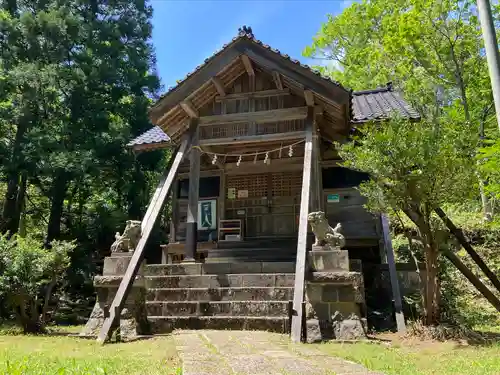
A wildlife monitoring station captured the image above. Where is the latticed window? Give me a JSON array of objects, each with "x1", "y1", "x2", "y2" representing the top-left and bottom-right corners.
[
  {"x1": 272, "y1": 172, "x2": 302, "y2": 197},
  {"x1": 227, "y1": 174, "x2": 267, "y2": 198}
]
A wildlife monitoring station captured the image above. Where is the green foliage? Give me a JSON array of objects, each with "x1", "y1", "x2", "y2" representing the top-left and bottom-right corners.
[
  {"x1": 478, "y1": 136, "x2": 500, "y2": 199},
  {"x1": 338, "y1": 116, "x2": 477, "y2": 324},
  {"x1": 305, "y1": 0, "x2": 499, "y2": 212},
  {"x1": 0, "y1": 0, "x2": 167, "y2": 318},
  {"x1": 339, "y1": 117, "x2": 476, "y2": 215},
  {"x1": 0, "y1": 233, "x2": 75, "y2": 332},
  {"x1": 306, "y1": 0, "x2": 500, "y2": 324},
  {"x1": 304, "y1": 0, "x2": 491, "y2": 121}
]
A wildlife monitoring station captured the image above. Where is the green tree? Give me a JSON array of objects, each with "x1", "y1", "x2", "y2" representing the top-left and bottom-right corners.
[
  {"x1": 0, "y1": 233, "x2": 75, "y2": 332},
  {"x1": 0, "y1": 0, "x2": 162, "y2": 242},
  {"x1": 339, "y1": 117, "x2": 476, "y2": 325},
  {"x1": 304, "y1": 0, "x2": 495, "y2": 219},
  {"x1": 0, "y1": 0, "x2": 165, "y2": 311}
]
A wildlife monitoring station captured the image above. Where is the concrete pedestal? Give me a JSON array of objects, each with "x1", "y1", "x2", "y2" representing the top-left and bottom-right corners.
[
  {"x1": 80, "y1": 253, "x2": 149, "y2": 340},
  {"x1": 305, "y1": 245, "x2": 367, "y2": 342}
]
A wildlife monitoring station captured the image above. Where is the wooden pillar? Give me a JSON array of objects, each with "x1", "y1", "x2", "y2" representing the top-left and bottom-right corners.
[
  {"x1": 219, "y1": 172, "x2": 226, "y2": 221},
  {"x1": 291, "y1": 107, "x2": 314, "y2": 343},
  {"x1": 169, "y1": 178, "x2": 179, "y2": 243},
  {"x1": 310, "y1": 119, "x2": 322, "y2": 212},
  {"x1": 380, "y1": 214, "x2": 406, "y2": 333},
  {"x1": 305, "y1": 90, "x2": 321, "y2": 212},
  {"x1": 185, "y1": 119, "x2": 200, "y2": 263}
]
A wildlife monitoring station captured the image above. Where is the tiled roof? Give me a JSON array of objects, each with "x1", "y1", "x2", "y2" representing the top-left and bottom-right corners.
[
  {"x1": 352, "y1": 83, "x2": 420, "y2": 123},
  {"x1": 131, "y1": 85, "x2": 420, "y2": 149},
  {"x1": 127, "y1": 126, "x2": 170, "y2": 147},
  {"x1": 152, "y1": 26, "x2": 346, "y2": 108}
]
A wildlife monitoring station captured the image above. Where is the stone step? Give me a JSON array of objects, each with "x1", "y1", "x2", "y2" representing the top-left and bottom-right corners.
[
  {"x1": 148, "y1": 315, "x2": 289, "y2": 334},
  {"x1": 145, "y1": 262, "x2": 295, "y2": 276},
  {"x1": 145, "y1": 273, "x2": 295, "y2": 289},
  {"x1": 146, "y1": 300, "x2": 290, "y2": 317},
  {"x1": 146, "y1": 286, "x2": 294, "y2": 302},
  {"x1": 205, "y1": 248, "x2": 297, "y2": 263}
]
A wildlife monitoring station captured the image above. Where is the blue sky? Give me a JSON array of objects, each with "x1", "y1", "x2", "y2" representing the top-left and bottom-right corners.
[{"x1": 151, "y1": 0, "x2": 350, "y2": 90}]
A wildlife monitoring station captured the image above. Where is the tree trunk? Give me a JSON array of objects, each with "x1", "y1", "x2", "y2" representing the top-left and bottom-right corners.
[
  {"x1": 45, "y1": 171, "x2": 70, "y2": 245},
  {"x1": 404, "y1": 208, "x2": 440, "y2": 325},
  {"x1": 14, "y1": 296, "x2": 44, "y2": 334},
  {"x1": 423, "y1": 240, "x2": 440, "y2": 325},
  {"x1": 41, "y1": 278, "x2": 57, "y2": 325},
  {"x1": 1, "y1": 172, "x2": 21, "y2": 235},
  {"x1": 14, "y1": 172, "x2": 27, "y2": 237},
  {"x1": 1, "y1": 123, "x2": 27, "y2": 235}
]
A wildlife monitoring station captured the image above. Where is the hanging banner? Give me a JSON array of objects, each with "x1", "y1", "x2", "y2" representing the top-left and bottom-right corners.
[{"x1": 198, "y1": 199, "x2": 217, "y2": 230}]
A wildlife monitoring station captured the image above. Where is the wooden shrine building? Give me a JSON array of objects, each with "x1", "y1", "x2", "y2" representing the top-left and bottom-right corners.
[
  {"x1": 92, "y1": 27, "x2": 420, "y2": 343},
  {"x1": 130, "y1": 27, "x2": 419, "y2": 266}
]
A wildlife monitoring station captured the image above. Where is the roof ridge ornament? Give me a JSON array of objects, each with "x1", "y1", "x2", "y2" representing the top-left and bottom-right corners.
[{"x1": 238, "y1": 25, "x2": 254, "y2": 38}]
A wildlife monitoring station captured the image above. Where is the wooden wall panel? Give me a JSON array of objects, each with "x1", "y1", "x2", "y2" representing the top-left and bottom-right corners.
[{"x1": 323, "y1": 188, "x2": 378, "y2": 239}]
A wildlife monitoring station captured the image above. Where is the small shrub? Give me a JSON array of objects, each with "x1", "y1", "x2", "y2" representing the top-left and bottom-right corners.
[{"x1": 0, "y1": 233, "x2": 75, "y2": 333}]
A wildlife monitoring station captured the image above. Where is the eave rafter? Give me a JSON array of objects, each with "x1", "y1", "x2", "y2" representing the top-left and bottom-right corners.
[
  {"x1": 272, "y1": 71, "x2": 283, "y2": 90},
  {"x1": 180, "y1": 100, "x2": 199, "y2": 118},
  {"x1": 241, "y1": 54, "x2": 255, "y2": 76},
  {"x1": 211, "y1": 77, "x2": 226, "y2": 97}
]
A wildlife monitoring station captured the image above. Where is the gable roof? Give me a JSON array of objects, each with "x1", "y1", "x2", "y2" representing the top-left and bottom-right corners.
[
  {"x1": 129, "y1": 83, "x2": 420, "y2": 151},
  {"x1": 150, "y1": 26, "x2": 348, "y2": 119},
  {"x1": 148, "y1": 26, "x2": 352, "y2": 144}
]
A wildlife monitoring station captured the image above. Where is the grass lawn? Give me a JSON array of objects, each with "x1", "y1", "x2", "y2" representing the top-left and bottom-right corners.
[
  {"x1": 0, "y1": 326, "x2": 180, "y2": 375},
  {"x1": 313, "y1": 332, "x2": 500, "y2": 375},
  {"x1": 1, "y1": 325, "x2": 499, "y2": 374}
]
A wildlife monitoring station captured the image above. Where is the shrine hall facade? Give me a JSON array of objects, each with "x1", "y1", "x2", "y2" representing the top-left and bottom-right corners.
[{"x1": 129, "y1": 29, "x2": 418, "y2": 267}]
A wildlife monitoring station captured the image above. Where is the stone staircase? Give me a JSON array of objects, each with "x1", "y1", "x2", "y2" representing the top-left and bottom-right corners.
[
  {"x1": 144, "y1": 262, "x2": 296, "y2": 334},
  {"x1": 81, "y1": 251, "x2": 368, "y2": 341}
]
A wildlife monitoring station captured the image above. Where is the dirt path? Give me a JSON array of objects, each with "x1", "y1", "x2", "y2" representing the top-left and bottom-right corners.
[{"x1": 174, "y1": 330, "x2": 383, "y2": 375}]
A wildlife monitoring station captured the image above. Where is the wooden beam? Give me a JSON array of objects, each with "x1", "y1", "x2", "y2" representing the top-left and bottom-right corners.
[
  {"x1": 142, "y1": 145, "x2": 180, "y2": 231},
  {"x1": 225, "y1": 156, "x2": 304, "y2": 174},
  {"x1": 211, "y1": 77, "x2": 226, "y2": 97},
  {"x1": 185, "y1": 120, "x2": 200, "y2": 262},
  {"x1": 237, "y1": 42, "x2": 348, "y2": 106},
  {"x1": 199, "y1": 130, "x2": 305, "y2": 146},
  {"x1": 380, "y1": 214, "x2": 406, "y2": 333},
  {"x1": 215, "y1": 88, "x2": 290, "y2": 102},
  {"x1": 241, "y1": 54, "x2": 255, "y2": 76},
  {"x1": 200, "y1": 106, "x2": 311, "y2": 126},
  {"x1": 273, "y1": 71, "x2": 283, "y2": 90},
  {"x1": 180, "y1": 100, "x2": 198, "y2": 118},
  {"x1": 202, "y1": 145, "x2": 224, "y2": 169},
  {"x1": 131, "y1": 142, "x2": 171, "y2": 153},
  {"x1": 149, "y1": 49, "x2": 242, "y2": 121},
  {"x1": 291, "y1": 107, "x2": 314, "y2": 343},
  {"x1": 97, "y1": 126, "x2": 195, "y2": 344},
  {"x1": 177, "y1": 169, "x2": 221, "y2": 179},
  {"x1": 443, "y1": 249, "x2": 500, "y2": 313},
  {"x1": 434, "y1": 207, "x2": 500, "y2": 293},
  {"x1": 304, "y1": 90, "x2": 315, "y2": 107}
]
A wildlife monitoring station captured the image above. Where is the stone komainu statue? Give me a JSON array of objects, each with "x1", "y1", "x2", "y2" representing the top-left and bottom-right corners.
[
  {"x1": 110, "y1": 220, "x2": 142, "y2": 253},
  {"x1": 308, "y1": 211, "x2": 345, "y2": 249}
]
